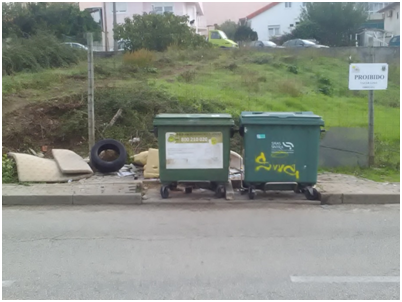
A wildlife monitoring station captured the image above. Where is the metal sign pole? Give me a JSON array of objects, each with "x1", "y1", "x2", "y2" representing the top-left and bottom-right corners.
[
  {"x1": 368, "y1": 90, "x2": 374, "y2": 166},
  {"x1": 87, "y1": 33, "x2": 95, "y2": 154},
  {"x1": 368, "y1": 43, "x2": 375, "y2": 167},
  {"x1": 113, "y1": 2, "x2": 118, "y2": 54}
]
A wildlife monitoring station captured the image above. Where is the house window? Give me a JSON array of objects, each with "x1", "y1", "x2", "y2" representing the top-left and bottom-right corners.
[
  {"x1": 285, "y1": 2, "x2": 292, "y2": 8},
  {"x1": 268, "y1": 25, "x2": 280, "y2": 37},
  {"x1": 153, "y1": 4, "x2": 173, "y2": 14},
  {"x1": 108, "y1": 2, "x2": 127, "y2": 13}
]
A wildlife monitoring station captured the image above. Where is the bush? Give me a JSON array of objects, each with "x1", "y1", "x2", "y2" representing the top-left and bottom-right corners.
[
  {"x1": 287, "y1": 65, "x2": 299, "y2": 74},
  {"x1": 317, "y1": 74, "x2": 333, "y2": 95},
  {"x1": 240, "y1": 71, "x2": 260, "y2": 93},
  {"x1": 251, "y1": 54, "x2": 274, "y2": 65},
  {"x1": 163, "y1": 46, "x2": 219, "y2": 62},
  {"x1": 276, "y1": 80, "x2": 303, "y2": 97},
  {"x1": 2, "y1": 154, "x2": 18, "y2": 183},
  {"x1": 122, "y1": 49, "x2": 155, "y2": 69},
  {"x1": 114, "y1": 13, "x2": 211, "y2": 52},
  {"x1": 2, "y1": 32, "x2": 86, "y2": 74},
  {"x1": 177, "y1": 70, "x2": 196, "y2": 83},
  {"x1": 225, "y1": 62, "x2": 238, "y2": 71}
]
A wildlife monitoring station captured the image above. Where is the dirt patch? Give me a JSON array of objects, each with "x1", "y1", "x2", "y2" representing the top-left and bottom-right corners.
[{"x1": 2, "y1": 95, "x2": 87, "y2": 155}]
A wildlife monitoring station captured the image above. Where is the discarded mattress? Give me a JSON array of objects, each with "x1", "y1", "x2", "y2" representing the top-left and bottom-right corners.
[
  {"x1": 133, "y1": 150, "x2": 148, "y2": 166},
  {"x1": 9, "y1": 150, "x2": 93, "y2": 183},
  {"x1": 143, "y1": 148, "x2": 159, "y2": 179}
]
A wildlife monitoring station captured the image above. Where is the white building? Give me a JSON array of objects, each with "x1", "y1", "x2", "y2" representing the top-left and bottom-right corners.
[
  {"x1": 79, "y1": 2, "x2": 204, "y2": 51},
  {"x1": 243, "y1": 2, "x2": 393, "y2": 42},
  {"x1": 378, "y1": 2, "x2": 400, "y2": 36},
  {"x1": 242, "y1": 2, "x2": 304, "y2": 41}
]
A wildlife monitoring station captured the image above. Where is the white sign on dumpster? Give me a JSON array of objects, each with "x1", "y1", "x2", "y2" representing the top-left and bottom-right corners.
[{"x1": 348, "y1": 63, "x2": 388, "y2": 90}]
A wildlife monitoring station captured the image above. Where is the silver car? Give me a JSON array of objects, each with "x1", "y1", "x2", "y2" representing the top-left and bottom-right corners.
[
  {"x1": 283, "y1": 39, "x2": 329, "y2": 48},
  {"x1": 249, "y1": 40, "x2": 282, "y2": 48},
  {"x1": 62, "y1": 42, "x2": 88, "y2": 51}
]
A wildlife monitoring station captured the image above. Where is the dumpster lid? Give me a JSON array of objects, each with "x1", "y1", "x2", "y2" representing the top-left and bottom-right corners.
[
  {"x1": 153, "y1": 113, "x2": 234, "y2": 126},
  {"x1": 240, "y1": 111, "x2": 324, "y2": 126}
]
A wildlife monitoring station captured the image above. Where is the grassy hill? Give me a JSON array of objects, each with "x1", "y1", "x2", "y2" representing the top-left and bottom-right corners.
[{"x1": 2, "y1": 47, "x2": 400, "y2": 181}]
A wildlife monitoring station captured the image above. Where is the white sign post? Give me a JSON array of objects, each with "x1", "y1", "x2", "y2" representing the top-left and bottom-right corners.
[
  {"x1": 349, "y1": 63, "x2": 388, "y2": 90},
  {"x1": 348, "y1": 63, "x2": 389, "y2": 166}
]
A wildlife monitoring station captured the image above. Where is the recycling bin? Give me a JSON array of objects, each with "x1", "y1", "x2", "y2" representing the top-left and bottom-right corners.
[
  {"x1": 239, "y1": 111, "x2": 325, "y2": 200},
  {"x1": 153, "y1": 114, "x2": 235, "y2": 199}
]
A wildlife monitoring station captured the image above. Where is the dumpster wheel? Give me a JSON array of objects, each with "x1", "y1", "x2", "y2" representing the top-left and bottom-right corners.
[
  {"x1": 248, "y1": 186, "x2": 256, "y2": 200},
  {"x1": 304, "y1": 187, "x2": 321, "y2": 201},
  {"x1": 215, "y1": 185, "x2": 226, "y2": 199},
  {"x1": 160, "y1": 185, "x2": 169, "y2": 199}
]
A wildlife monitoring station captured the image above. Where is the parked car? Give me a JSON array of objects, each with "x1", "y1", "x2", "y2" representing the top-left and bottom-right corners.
[
  {"x1": 62, "y1": 42, "x2": 88, "y2": 51},
  {"x1": 248, "y1": 40, "x2": 284, "y2": 48},
  {"x1": 388, "y1": 35, "x2": 400, "y2": 47},
  {"x1": 283, "y1": 39, "x2": 329, "y2": 48},
  {"x1": 117, "y1": 39, "x2": 128, "y2": 51}
]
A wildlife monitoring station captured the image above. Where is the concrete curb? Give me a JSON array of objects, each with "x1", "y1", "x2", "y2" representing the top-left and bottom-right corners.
[
  {"x1": 2, "y1": 184, "x2": 399, "y2": 206},
  {"x1": 2, "y1": 184, "x2": 142, "y2": 206},
  {"x1": 321, "y1": 193, "x2": 400, "y2": 205},
  {"x1": 2, "y1": 194, "x2": 142, "y2": 206}
]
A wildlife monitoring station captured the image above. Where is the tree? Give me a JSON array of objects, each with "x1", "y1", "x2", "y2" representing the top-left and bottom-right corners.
[
  {"x1": 296, "y1": 2, "x2": 368, "y2": 46},
  {"x1": 234, "y1": 19, "x2": 258, "y2": 43},
  {"x1": 113, "y1": 12, "x2": 210, "y2": 52},
  {"x1": 218, "y1": 20, "x2": 238, "y2": 40},
  {"x1": 234, "y1": 26, "x2": 258, "y2": 43},
  {"x1": 2, "y1": 2, "x2": 101, "y2": 43}
]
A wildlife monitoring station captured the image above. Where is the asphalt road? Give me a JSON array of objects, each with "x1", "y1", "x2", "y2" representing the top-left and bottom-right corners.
[{"x1": 2, "y1": 203, "x2": 400, "y2": 300}]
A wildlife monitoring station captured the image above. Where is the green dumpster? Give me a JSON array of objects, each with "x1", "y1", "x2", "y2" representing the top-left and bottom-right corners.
[
  {"x1": 239, "y1": 111, "x2": 325, "y2": 200},
  {"x1": 153, "y1": 114, "x2": 235, "y2": 199}
]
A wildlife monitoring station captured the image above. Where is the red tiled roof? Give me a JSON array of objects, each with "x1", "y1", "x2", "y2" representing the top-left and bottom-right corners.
[{"x1": 246, "y1": 2, "x2": 280, "y2": 19}]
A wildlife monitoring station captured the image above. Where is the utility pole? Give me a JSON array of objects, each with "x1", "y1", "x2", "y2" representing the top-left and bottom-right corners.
[
  {"x1": 368, "y1": 37, "x2": 375, "y2": 166},
  {"x1": 87, "y1": 33, "x2": 95, "y2": 153},
  {"x1": 113, "y1": 2, "x2": 118, "y2": 54},
  {"x1": 103, "y1": 2, "x2": 109, "y2": 51}
]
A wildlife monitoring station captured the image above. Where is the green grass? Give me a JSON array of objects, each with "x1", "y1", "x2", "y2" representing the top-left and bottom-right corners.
[
  {"x1": 318, "y1": 166, "x2": 400, "y2": 183},
  {"x1": 151, "y1": 51, "x2": 400, "y2": 146},
  {"x1": 2, "y1": 48, "x2": 400, "y2": 182}
]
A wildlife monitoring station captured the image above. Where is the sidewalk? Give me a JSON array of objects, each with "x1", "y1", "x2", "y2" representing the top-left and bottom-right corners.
[{"x1": 2, "y1": 173, "x2": 400, "y2": 205}]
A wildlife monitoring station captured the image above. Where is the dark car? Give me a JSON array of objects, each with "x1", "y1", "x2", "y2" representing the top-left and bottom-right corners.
[
  {"x1": 283, "y1": 39, "x2": 329, "y2": 48},
  {"x1": 388, "y1": 35, "x2": 400, "y2": 47}
]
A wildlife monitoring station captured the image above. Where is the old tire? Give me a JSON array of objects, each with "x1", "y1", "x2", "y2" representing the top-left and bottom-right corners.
[{"x1": 90, "y1": 139, "x2": 127, "y2": 173}]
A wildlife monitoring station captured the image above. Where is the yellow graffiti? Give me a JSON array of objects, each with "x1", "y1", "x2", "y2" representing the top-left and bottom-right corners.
[{"x1": 255, "y1": 152, "x2": 300, "y2": 179}]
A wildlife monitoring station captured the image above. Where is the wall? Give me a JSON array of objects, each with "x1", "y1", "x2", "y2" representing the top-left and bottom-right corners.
[
  {"x1": 384, "y1": 5, "x2": 400, "y2": 35},
  {"x1": 249, "y1": 2, "x2": 303, "y2": 41}
]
